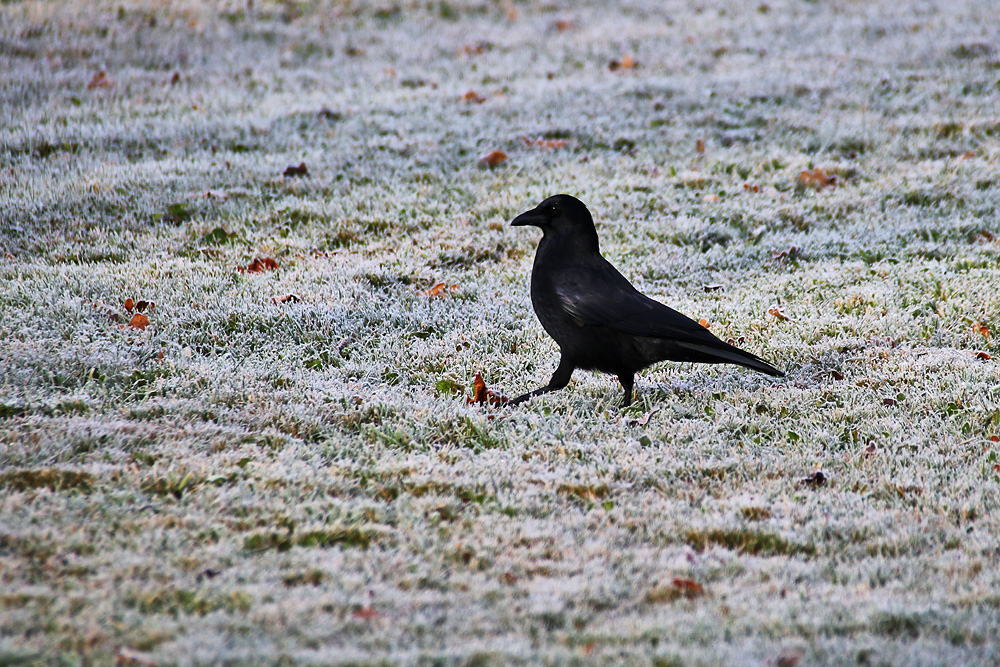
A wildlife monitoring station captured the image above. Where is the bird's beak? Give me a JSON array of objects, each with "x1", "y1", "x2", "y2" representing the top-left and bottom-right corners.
[{"x1": 511, "y1": 206, "x2": 545, "y2": 227}]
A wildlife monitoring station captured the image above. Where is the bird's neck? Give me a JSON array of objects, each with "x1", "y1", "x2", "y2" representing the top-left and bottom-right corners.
[{"x1": 538, "y1": 228, "x2": 600, "y2": 263}]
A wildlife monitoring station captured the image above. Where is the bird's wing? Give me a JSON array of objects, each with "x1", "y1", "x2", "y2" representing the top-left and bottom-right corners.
[{"x1": 552, "y1": 262, "x2": 720, "y2": 342}]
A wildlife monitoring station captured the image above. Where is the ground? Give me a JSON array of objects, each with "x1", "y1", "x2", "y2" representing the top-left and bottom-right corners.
[{"x1": 1, "y1": 0, "x2": 999, "y2": 665}]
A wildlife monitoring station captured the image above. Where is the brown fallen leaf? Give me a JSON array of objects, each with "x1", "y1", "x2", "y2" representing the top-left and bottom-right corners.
[
  {"x1": 467, "y1": 372, "x2": 508, "y2": 406},
  {"x1": 272, "y1": 294, "x2": 301, "y2": 304},
  {"x1": 698, "y1": 318, "x2": 711, "y2": 329},
  {"x1": 520, "y1": 136, "x2": 568, "y2": 149},
  {"x1": 696, "y1": 138, "x2": 705, "y2": 154},
  {"x1": 115, "y1": 647, "x2": 157, "y2": 667},
  {"x1": 124, "y1": 298, "x2": 134, "y2": 312},
  {"x1": 553, "y1": 19, "x2": 575, "y2": 32},
  {"x1": 463, "y1": 90, "x2": 486, "y2": 104},
  {"x1": 768, "y1": 305, "x2": 791, "y2": 321},
  {"x1": 627, "y1": 408, "x2": 659, "y2": 427},
  {"x1": 974, "y1": 321, "x2": 991, "y2": 339},
  {"x1": 609, "y1": 54, "x2": 638, "y2": 71},
  {"x1": 135, "y1": 300, "x2": 152, "y2": 313},
  {"x1": 87, "y1": 71, "x2": 113, "y2": 89},
  {"x1": 283, "y1": 162, "x2": 309, "y2": 177},
  {"x1": 975, "y1": 351, "x2": 992, "y2": 360},
  {"x1": 671, "y1": 578, "x2": 705, "y2": 598},
  {"x1": 351, "y1": 604, "x2": 383, "y2": 621},
  {"x1": 128, "y1": 313, "x2": 149, "y2": 330},
  {"x1": 241, "y1": 257, "x2": 279, "y2": 273},
  {"x1": 798, "y1": 166, "x2": 836, "y2": 189},
  {"x1": 479, "y1": 150, "x2": 507, "y2": 167},
  {"x1": 801, "y1": 471, "x2": 827, "y2": 488},
  {"x1": 770, "y1": 245, "x2": 803, "y2": 262},
  {"x1": 743, "y1": 182, "x2": 760, "y2": 193},
  {"x1": 418, "y1": 282, "x2": 458, "y2": 297}
]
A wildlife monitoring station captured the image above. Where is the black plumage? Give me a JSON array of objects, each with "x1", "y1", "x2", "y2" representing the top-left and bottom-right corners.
[{"x1": 508, "y1": 194, "x2": 784, "y2": 407}]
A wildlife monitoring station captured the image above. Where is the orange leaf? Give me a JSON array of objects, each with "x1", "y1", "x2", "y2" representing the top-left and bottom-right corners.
[
  {"x1": 241, "y1": 257, "x2": 279, "y2": 273},
  {"x1": 463, "y1": 90, "x2": 486, "y2": 104},
  {"x1": 698, "y1": 318, "x2": 711, "y2": 329},
  {"x1": 695, "y1": 138, "x2": 705, "y2": 154},
  {"x1": 124, "y1": 298, "x2": 134, "y2": 312},
  {"x1": 87, "y1": 71, "x2": 113, "y2": 89},
  {"x1": 272, "y1": 294, "x2": 301, "y2": 304},
  {"x1": 609, "y1": 54, "x2": 638, "y2": 71},
  {"x1": 989, "y1": 435, "x2": 999, "y2": 443},
  {"x1": 460, "y1": 41, "x2": 490, "y2": 56},
  {"x1": 479, "y1": 150, "x2": 507, "y2": 167},
  {"x1": 418, "y1": 282, "x2": 458, "y2": 297},
  {"x1": 283, "y1": 162, "x2": 309, "y2": 177},
  {"x1": 974, "y1": 322, "x2": 991, "y2": 339},
  {"x1": 798, "y1": 166, "x2": 835, "y2": 189},
  {"x1": 520, "y1": 136, "x2": 567, "y2": 149},
  {"x1": 351, "y1": 605, "x2": 383, "y2": 621},
  {"x1": 554, "y1": 19, "x2": 575, "y2": 32},
  {"x1": 975, "y1": 351, "x2": 992, "y2": 360},
  {"x1": 768, "y1": 305, "x2": 791, "y2": 321},
  {"x1": 671, "y1": 578, "x2": 704, "y2": 598},
  {"x1": 128, "y1": 313, "x2": 149, "y2": 330},
  {"x1": 467, "y1": 372, "x2": 508, "y2": 406}
]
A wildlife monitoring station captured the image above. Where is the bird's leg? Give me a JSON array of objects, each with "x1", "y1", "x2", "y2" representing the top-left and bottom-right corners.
[
  {"x1": 506, "y1": 355, "x2": 575, "y2": 406},
  {"x1": 617, "y1": 373, "x2": 635, "y2": 408}
]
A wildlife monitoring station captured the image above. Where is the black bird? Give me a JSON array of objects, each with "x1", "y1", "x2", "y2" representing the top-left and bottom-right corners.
[{"x1": 508, "y1": 194, "x2": 784, "y2": 407}]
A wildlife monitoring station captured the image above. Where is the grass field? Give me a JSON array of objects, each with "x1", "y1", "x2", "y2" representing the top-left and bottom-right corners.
[{"x1": 2, "y1": 1, "x2": 999, "y2": 664}]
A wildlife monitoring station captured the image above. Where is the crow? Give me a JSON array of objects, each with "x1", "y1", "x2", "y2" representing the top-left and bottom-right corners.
[{"x1": 508, "y1": 194, "x2": 784, "y2": 407}]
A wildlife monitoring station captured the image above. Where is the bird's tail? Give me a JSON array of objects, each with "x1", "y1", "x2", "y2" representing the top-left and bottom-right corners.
[{"x1": 678, "y1": 342, "x2": 784, "y2": 377}]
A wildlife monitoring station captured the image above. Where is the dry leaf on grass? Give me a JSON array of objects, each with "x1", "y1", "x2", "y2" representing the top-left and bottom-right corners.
[
  {"x1": 801, "y1": 471, "x2": 828, "y2": 488},
  {"x1": 479, "y1": 150, "x2": 507, "y2": 167},
  {"x1": 467, "y1": 372, "x2": 508, "y2": 406},
  {"x1": 695, "y1": 138, "x2": 705, "y2": 154},
  {"x1": 609, "y1": 54, "x2": 638, "y2": 71},
  {"x1": 240, "y1": 257, "x2": 279, "y2": 273},
  {"x1": 87, "y1": 71, "x2": 113, "y2": 89},
  {"x1": 973, "y1": 322, "x2": 991, "y2": 339},
  {"x1": 283, "y1": 162, "x2": 309, "y2": 177},
  {"x1": 272, "y1": 294, "x2": 301, "y2": 304},
  {"x1": 553, "y1": 19, "x2": 575, "y2": 31},
  {"x1": 798, "y1": 166, "x2": 836, "y2": 189},
  {"x1": 351, "y1": 605, "x2": 383, "y2": 621},
  {"x1": 520, "y1": 136, "x2": 567, "y2": 149},
  {"x1": 128, "y1": 313, "x2": 149, "y2": 330},
  {"x1": 671, "y1": 578, "x2": 705, "y2": 598},
  {"x1": 463, "y1": 90, "x2": 486, "y2": 104},
  {"x1": 975, "y1": 351, "x2": 992, "y2": 360},
  {"x1": 418, "y1": 282, "x2": 458, "y2": 297},
  {"x1": 698, "y1": 318, "x2": 711, "y2": 329},
  {"x1": 768, "y1": 305, "x2": 792, "y2": 321}
]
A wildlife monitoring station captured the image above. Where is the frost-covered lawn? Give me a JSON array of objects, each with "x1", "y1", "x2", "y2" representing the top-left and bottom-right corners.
[{"x1": 2, "y1": 1, "x2": 999, "y2": 664}]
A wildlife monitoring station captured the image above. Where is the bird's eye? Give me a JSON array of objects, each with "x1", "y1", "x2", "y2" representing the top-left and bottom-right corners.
[{"x1": 548, "y1": 205, "x2": 559, "y2": 214}]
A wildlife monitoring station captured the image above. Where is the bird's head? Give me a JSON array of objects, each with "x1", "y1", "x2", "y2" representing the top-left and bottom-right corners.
[{"x1": 510, "y1": 194, "x2": 599, "y2": 251}]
